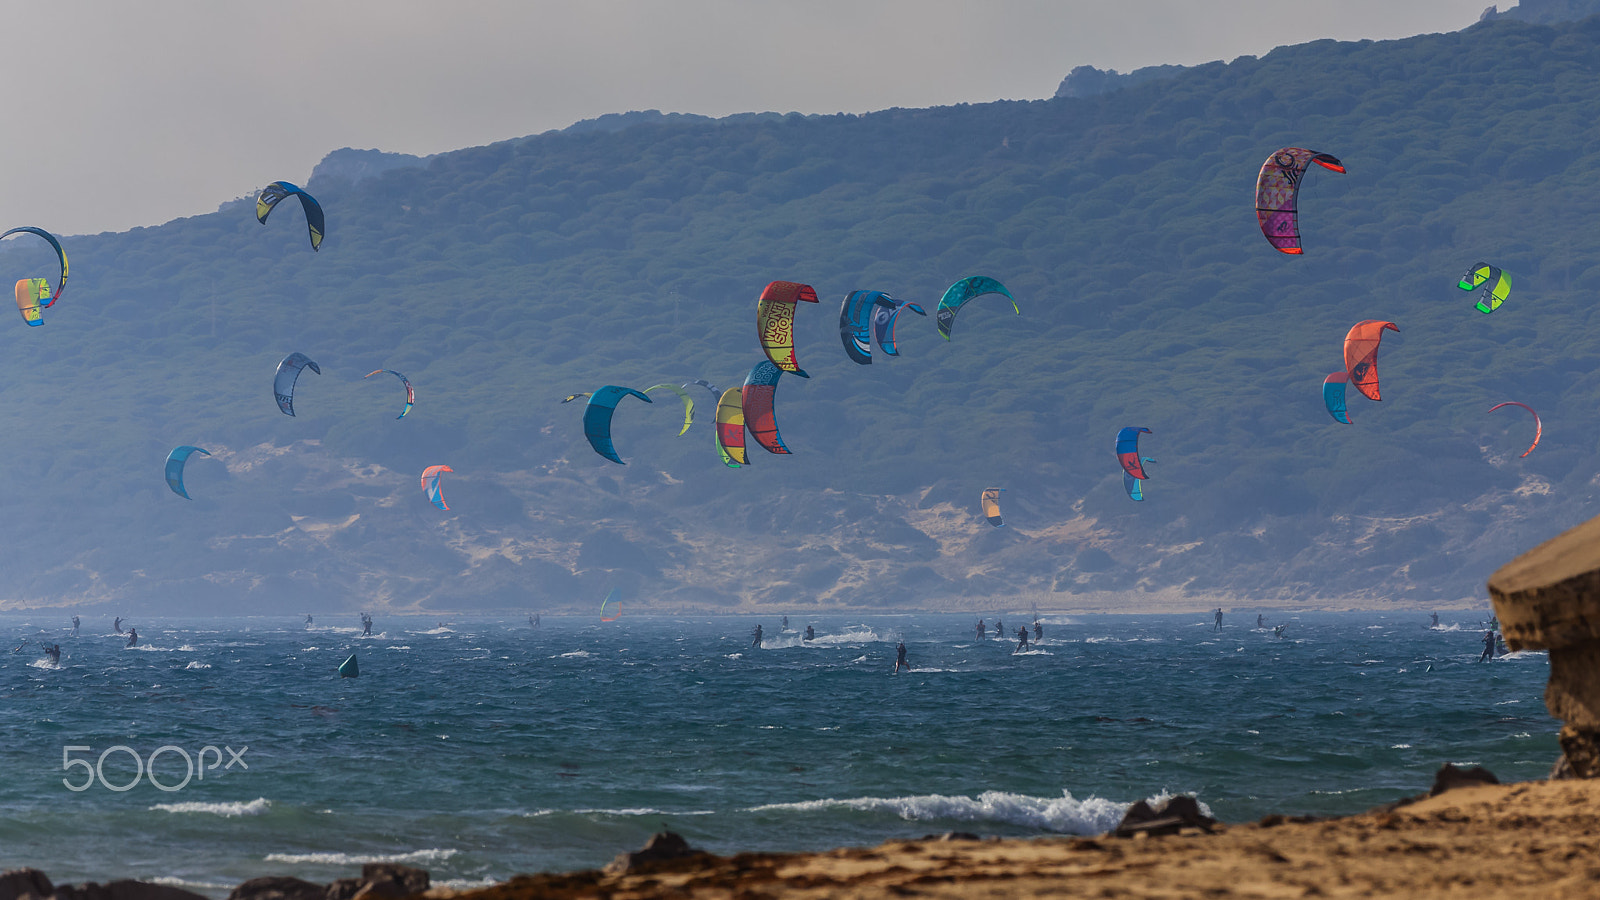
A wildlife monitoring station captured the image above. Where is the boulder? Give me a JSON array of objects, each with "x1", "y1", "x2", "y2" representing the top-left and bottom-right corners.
[
  {"x1": 52, "y1": 883, "x2": 207, "y2": 900},
  {"x1": 0, "y1": 870, "x2": 53, "y2": 900},
  {"x1": 1113, "y1": 795, "x2": 1217, "y2": 837},
  {"x1": 604, "y1": 832, "x2": 709, "y2": 875},
  {"x1": 228, "y1": 877, "x2": 326, "y2": 900},
  {"x1": 1428, "y1": 763, "x2": 1499, "y2": 796},
  {"x1": 1487, "y1": 512, "x2": 1600, "y2": 775}
]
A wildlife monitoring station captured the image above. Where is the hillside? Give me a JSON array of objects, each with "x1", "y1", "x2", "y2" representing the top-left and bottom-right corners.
[{"x1": 6, "y1": 14, "x2": 1600, "y2": 614}]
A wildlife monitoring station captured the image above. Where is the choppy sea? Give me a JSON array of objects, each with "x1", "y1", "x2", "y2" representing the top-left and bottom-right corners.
[{"x1": 0, "y1": 611, "x2": 1551, "y2": 895}]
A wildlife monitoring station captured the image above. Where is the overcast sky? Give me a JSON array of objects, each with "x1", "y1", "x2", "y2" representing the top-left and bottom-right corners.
[{"x1": 4, "y1": 1, "x2": 1495, "y2": 234}]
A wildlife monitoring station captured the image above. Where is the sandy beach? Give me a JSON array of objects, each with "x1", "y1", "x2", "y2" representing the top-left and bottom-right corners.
[{"x1": 427, "y1": 776, "x2": 1600, "y2": 900}]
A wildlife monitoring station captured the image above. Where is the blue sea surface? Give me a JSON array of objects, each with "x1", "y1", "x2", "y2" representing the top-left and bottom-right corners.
[{"x1": 0, "y1": 611, "x2": 1551, "y2": 895}]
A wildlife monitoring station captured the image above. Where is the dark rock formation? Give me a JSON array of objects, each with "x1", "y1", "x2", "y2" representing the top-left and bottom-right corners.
[
  {"x1": 0, "y1": 870, "x2": 54, "y2": 900},
  {"x1": 227, "y1": 877, "x2": 326, "y2": 900},
  {"x1": 50, "y1": 883, "x2": 207, "y2": 900},
  {"x1": 604, "y1": 831, "x2": 711, "y2": 875},
  {"x1": 1428, "y1": 763, "x2": 1500, "y2": 795},
  {"x1": 1113, "y1": 795, "x2": 1217, "y2": 837}
]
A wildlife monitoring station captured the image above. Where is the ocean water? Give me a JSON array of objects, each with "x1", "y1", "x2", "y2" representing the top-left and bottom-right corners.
[{"x1": 0, "y1": 611, "x2": 1551, "y2": 895}]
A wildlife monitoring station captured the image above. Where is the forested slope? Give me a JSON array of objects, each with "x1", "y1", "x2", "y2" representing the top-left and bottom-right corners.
[{"x1": 7, "y1": 15, "x2": 1600, "y2": 613}]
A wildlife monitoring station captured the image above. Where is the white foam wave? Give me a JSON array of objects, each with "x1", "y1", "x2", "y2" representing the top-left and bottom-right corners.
[
  {"x1": 1429, "y1": 624, "x2": 1466, "y2": 632},
  {"x1": 27, "y1": 659, "x2": 61, "y2": 670},
  {"x1": 183, "y1": 661, "x2": 211, "y2": 670},
  {"x1": 435, "y1": 879, "x2": 498, "y2": 891},
  {"x1": 802, "y1": 626, "x2": 891, "y2": 646},
  {"x1": 127, "y1": 644, "x2": 195, "y2": 652},
  {"x1": 263, "y1": 849, "x2": 457, "y2": 865},
  {"x1": 151, "y1": 798, "x2": 271, "y2": 817},
  {"x1": 1034, "y1": 616, "x2": 1079, "y2": 626},
  {"x1": 412, "y1": 627, "x2": 455, "y2": 635},
  {"x1": 386, "y1": 645, "x2": 411, "y2": 650},
  {"x1": 306, "y1": 625, "x2": 361, "y2": 634},
  {"x1": 147, "y1": 877, "x2": 233, "y2": 891},
  {"x1": 746, "y1": 789, "x2": 1194, "y2": 835},
  {"x1": 556, "y1": 650, "x2": 590, "y2": 658},
  {"x1": 906, "y1": 667, "x2": 957, "y2": 673},
  {"x1": 1012, "y1": 649, "x2": 1053, "y2": 656}
]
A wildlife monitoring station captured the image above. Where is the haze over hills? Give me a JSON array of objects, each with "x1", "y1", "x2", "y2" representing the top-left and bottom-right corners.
[{"x1": 7, "y1": 12, "x2": 1600, "y2": 615}]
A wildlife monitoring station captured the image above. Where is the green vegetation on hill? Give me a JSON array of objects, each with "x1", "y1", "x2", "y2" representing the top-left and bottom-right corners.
[{"x1": 6, "y1": 15, "x2": 1600, "y2": 613}]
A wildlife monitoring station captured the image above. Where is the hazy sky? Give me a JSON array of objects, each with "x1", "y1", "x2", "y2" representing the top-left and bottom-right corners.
[{"x1": 5, "y1": 1, "x2": 1495, "y2": 234}]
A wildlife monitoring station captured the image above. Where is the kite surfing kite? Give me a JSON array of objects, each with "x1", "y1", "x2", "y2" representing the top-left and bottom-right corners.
[
  {"x1": 582, "y1": 386, "x2": 652, "y2": 464},
  {"x1": 1255, "y1": 148, "x2": 1344, "y2": 254},
  {"x1": 839, "y1": 290, "x2": 885, "y2": 365},
  {"x1": 715, "y1": 387, "x2": 749, "y2": 467},
  {"x1": 365, "y1": 369, "x2": 414, "y2": 419},
  {"x1": 643, "y1": 383, "x2": 694, "y2": 436},
  {"x1": 742, "y1": 361, "x2": 791, "y2": 454},
  {"x1": 1, "y1": 227, "x2": 67, "y2": 326},
  {"x1": 980, "y1": 488, "x2": 1006, "y2": 527},
  {"x1": 1123, "y1": 459, "x2": 1157, "y2": 501},
  {"x1": 600, "y1": 588, "x2": 621, "y2": 622},
  {"x1": 1322, "y1": 371, "x2": 1351, "y2": 424},
  {"x1": 1343, "y1": 320, "x2": 1398, "y2": 401},
  {"x1": 421, "y1": 464, "x2": 453, "y2": 511},
  {"x1": 1488, "y1": 401, "x2": 1541, "y2": 458},
  {"x1": 274, "y1": 352, "x2": 321, "y2": 416},
  {"x1": 936, "y1": 276, "x2": 1017, "y2": 340},
  {"x1": 872, "y1": 296, "x2": 926, "y2": 356},
  {"x1": 757, "y1": 281, "x2": 818, "y2": 376},
  {"x1": 256, "y1": 181, "x2": 325, "y2": 251},
  {"x1": 1458, "y1": 262, "x2": 1511, "y2": 314},
  {"x1": 841, "y1": 290, "x2": 928, "y2": 362},
  {"x1": 683, "y1": 379, "x2": 720, "y2": 399},
  {"x1": 14, "y1": 279, "x2": 48, "y2": 327},
  {"x1": 164, "y1": 446, "x2": 211, "y2": 500},
  {"x1": 1116, "y1": 427, "x2": 1153, "y2": 480}
]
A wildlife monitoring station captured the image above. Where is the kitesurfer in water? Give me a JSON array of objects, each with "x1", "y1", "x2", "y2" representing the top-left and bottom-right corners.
[
  {"x1": 894, "y1": 641, "x2": 908, "y2": 673},
  {"x1": 44, "y1": 644, "x2": 60, "y2": 664},
  {"x1": 782, "y1": 616, "x2": 789, "y2": 630},
  {"x1": 126, "y1": 628, "x2": 138, "y2": 648},
  {"x1": 751, "y1": 624, "x2": 763, "y2": 648},
  {"x1": 1214, "y1": 608, "x2": 1223, "y2": 631},
  {"x1": 114, "y1": 617, "x2": 123, "y2": 634},
  {"x1": 994, "y1": 619, "x2": 1003, "y2": 640},
  {"x1": 1257, "y1": 614, "x2": 1265, "y2": 629},
  {"x1": 71, "y1": 616, "x2": 79, "y2": 636},
  {"x1": 1430, "y1": 612, "x2": 1439, "y2": 628},
  {"x1": 1033, "y1": 621, "x2": 1043, "y2": 641},
  {"x1": 529, "y1": 614, "x2": 540, "y2": 628},
  {"x1": 1016, "y1": 626, "x2": 1030, "y2": 652},
  {"x1": 976, "y1": 619, "x2": 986, "y2": 639},
  {"x1": 1480, "y1": 630, "x2": 1497, "y2": 662},
  {"x1": 804, "y1": 625, "x2": 815, "y2": 641},
  {"x1": 1273, "y1": 625, "x2": 1286, "y2": 640},
  {"x1": 361, "y1": 613, "x2": 373, "y2": 636}
]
